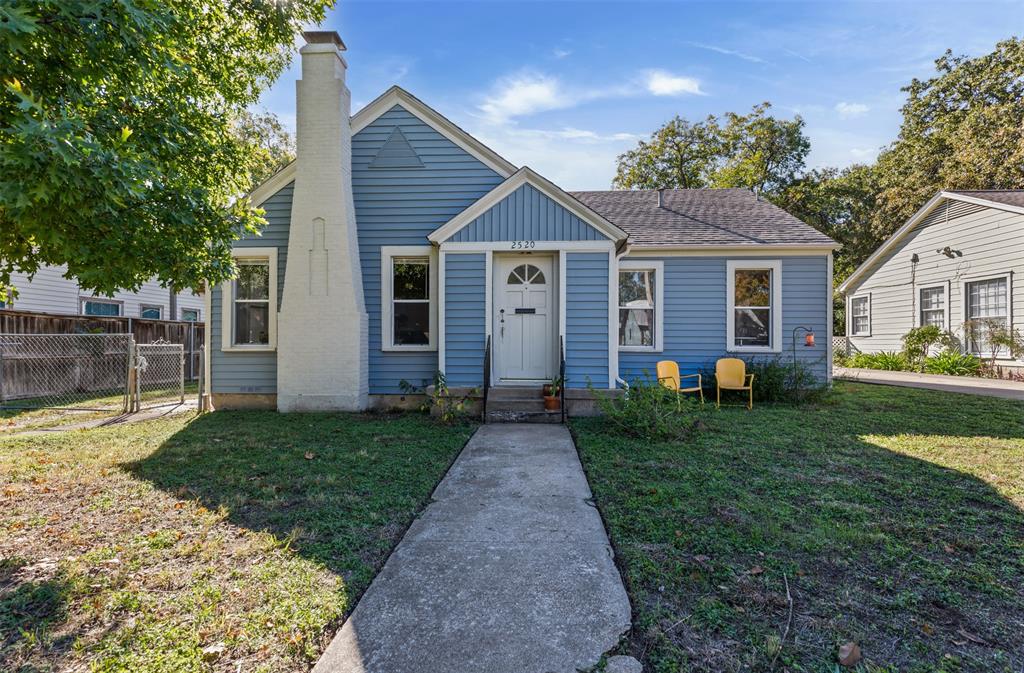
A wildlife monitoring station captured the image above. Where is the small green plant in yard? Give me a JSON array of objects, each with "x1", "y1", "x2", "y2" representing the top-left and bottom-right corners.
[
  {"x1": 850, "y1": 350, "x2": 909, "y2": 371},
  {"x1": 964, "y1": 318, "x2": 1024, "y2": 368},
  {"x1": 572, "y1": 383, "x2": 1024, "y2": 672},
  {"x1": 924, "y1": 349, "x2": 983, "y2": 376},
  {"x1": 427, "y1": 371, "x2": 478, "y2": 424},
  {"x1": 902, "y1": 325, "x2": 958, "y2": 370},
  {"x1": 593, "y1": 376, "x2": 706, "y2": 441}
]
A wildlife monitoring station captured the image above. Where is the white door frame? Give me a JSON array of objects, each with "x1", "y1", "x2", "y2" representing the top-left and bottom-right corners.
[{"x1": 491, "y1": 253, "x2": 558, "y2": 384}]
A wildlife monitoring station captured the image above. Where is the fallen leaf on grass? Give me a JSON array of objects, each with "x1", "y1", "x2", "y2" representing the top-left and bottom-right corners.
[
  {"x1": 956, "y1": 628, "x2": 988, "y2": 646},
  {"x1": 304, "y1": 452, "x2": 315, "y2": 460},
  {"x1": 748, "y1": 565, "x2": 764, "y2": 575},
  {"x1": 201, "y1": 642, "x2": 226, "y2": 660},
  {"x1": 838, "y1": 642, "x2": 861, "y2": 667},
  {"x1": 921, "y1": 622, "x2": 935, "y2": 636}
]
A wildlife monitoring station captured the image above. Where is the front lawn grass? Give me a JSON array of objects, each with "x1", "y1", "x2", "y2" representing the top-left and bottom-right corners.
[
  {"x1": 572, "y1": 382, "x2": 1024, "y2": 673},
  {"x1": 0, "y1": 410, "x2": 475, "y2": 672}
]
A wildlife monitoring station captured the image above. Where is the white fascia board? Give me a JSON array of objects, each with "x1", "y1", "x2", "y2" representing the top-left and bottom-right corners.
[
  {"x1": 626, "y1": 244, "x2": 837, "y2": 257},
  {"x1": 246, "y1": 161, "x2": 297, "y2": 208},
  {"x1": 351, "y1": 86, "x2": 517, "y2": 178},
  {"x1": 429, "y1": 167, "x2": 628, "y2": 245}
]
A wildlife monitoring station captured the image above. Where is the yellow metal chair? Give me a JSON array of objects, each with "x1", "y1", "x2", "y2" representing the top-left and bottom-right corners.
[
  {"x1": 715, "y1": 358, "x2": 754, "y2": 410},
  {"x1": 656, "y1": 360, "x2": 705, "y2": 406}
]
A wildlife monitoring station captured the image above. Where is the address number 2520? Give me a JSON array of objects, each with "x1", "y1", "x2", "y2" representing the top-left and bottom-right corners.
[{"x1": 510, "y1": 240, "x2": 536, "y2": 249}]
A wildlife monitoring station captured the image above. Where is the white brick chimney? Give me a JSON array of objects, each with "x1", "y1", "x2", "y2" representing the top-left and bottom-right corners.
[{"x1": 277, "y1": 31, "x2": 368, "y2": 411}]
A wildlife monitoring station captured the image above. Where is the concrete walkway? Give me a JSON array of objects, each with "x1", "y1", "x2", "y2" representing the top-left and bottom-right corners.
[
  {"x1": 835, "y1": 367, "x2": 1024, "y2": 401},
  {"x1": 313, "y1": 424, "x2": 633, "y2": 673}
]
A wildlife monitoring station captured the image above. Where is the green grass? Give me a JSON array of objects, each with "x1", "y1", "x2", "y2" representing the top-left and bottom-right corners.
[
  {"x1": 572, "y1": 382, "x2": 1024, "y2": 673},
  {"x1": 0, "y1": 410, "x2": 475, "y2": 672}
]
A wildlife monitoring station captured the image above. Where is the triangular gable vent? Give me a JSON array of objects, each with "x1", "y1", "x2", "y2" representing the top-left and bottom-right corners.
[{"x1": 369, "y1": 127, "x2": 423, "y2": 169}]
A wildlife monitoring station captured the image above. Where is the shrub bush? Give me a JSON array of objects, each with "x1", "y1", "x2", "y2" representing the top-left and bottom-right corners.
[
  {"x1": 698, "y1": 357, "x2": 825, "y2": 403},
  {"x1": 849, "y1": 351, "x2": 909, "y2": 371},
  {"x1": 593, "y1": 376, "x2": 705, "y2": 441},
  {"x1": 902, "y1": 325, "x2": 958, "y2": 370},
  {"x1": 924, "y1": 350, "x2": 982, "y2": 376}
]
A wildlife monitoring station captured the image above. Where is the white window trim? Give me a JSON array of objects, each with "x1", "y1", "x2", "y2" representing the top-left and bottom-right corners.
[
  {"x1": 80, "y1": 297, "x2": 123, "y2": 317},
  {"x1": 960, "y1": 272, "x2": 1014, "y2": 360},
  {"x1": 380, "y1": 245, "x2": 438, "y2": 352},
  {"x1": 139, "y1": 304, "x2": 163, "y2": 320},
  {"x1": 220, "y1": 247, "x2": 278, "y2": 352},
  {"x1": 916, "y1": 282, "x2": 950, "y2": 331},
  {"x1": 181, "y1": 308, "x2": 201, "y2": 321},
  {"x1": 848, "y1": 293, "x2": 872, "y2": 337},
  {"x1": 727, "y1": 259, "x2": 783, "y2": 353},
  {"x1": 617, "y1": 259, "x2": 664, "y2": 352}
]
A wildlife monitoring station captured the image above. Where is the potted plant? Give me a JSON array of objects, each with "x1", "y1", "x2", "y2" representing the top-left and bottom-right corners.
[{"x1": 543, "y1": 375, "x2": 563, "y2": 411}]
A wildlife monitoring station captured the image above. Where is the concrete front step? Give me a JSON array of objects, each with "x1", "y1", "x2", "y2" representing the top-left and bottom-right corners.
[
  {"x1": 487, "y1": 385, "x2": 546, "y2": 401},
  {"x1": 485, "y1": 409, "x2": 563, "y2": 424}
]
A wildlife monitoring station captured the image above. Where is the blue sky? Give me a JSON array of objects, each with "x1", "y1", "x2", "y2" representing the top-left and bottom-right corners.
[{"x1": 258, "y1": 0, "x2": 1023, "y2": 190}]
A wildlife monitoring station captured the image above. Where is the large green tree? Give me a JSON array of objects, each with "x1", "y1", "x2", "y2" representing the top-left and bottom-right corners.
[
  {"x1": 0, "y1": 0, "x2": 329, "y2": 302},
  {"x1": 234, "y1": 109, "x2": 296, "y2": 188},
  {"x1": 870, "y1": 38, "x2": 1024, "y2": 241},
  {"x1": 612, "y1": 102, "x2": 809, "y2": 194}
]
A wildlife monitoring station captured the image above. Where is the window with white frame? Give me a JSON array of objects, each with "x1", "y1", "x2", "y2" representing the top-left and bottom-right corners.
[
  {"x1": 727, "y1": 260, "x2": 781, "y2": 351},
  {"x1": 919, "y1": 286, "x2": 945, "y2": 328},
  {"x1": 81, "y1": 298, "x2": 121, "y2": 317},
  {"x1": 618, "y1": 261, "x2": 663, "y2": 350},
  {"x1": 965, "y1": 276, "x2": 1009, "y2": 356},
  {"x1": 181, "y1": 308, "x2": 200, "y2": 322},
  {"x1": 140, "y1": 304, "x2": 162, "y2": 320},
  {"x1": 381, "y1": 246, "x2": 436, "y2": 351},
  {"x1": 220, "y1": 248, "x2": 277, "y2": 351},
  {"x1": 850, "y1": 295, "x2": 870, "y2": 336}
]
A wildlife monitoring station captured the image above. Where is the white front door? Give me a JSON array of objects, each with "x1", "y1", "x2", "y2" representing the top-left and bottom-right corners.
[{"x1": 494, "y1": 256, "x2": 554, "y2": 381}]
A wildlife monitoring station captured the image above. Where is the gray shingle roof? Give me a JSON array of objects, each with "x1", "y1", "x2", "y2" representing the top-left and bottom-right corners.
[
  {"x1": 948, "y1": 190, "x2": 1024, "y2": 209},
  {"x1": 570, "y1": 188, "x2": 836, "y2": 247}
]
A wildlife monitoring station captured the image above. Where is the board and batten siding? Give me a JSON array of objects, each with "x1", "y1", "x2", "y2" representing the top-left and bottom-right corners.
[
  {"x1": 6, "y1": 266, "x2": 203, "y2": 319},
  {"x1": 565, "y1": 252, "x2": 610, "y2": 388},
  {"x1": 449, "y1": 183, "x2": 606, "y2": 243},
  {"x1": 354, "y1": 104, "x2": 504, "y2": 394},
  {"x1": 846, "y1": 200, "x2": 1024, "y2": 360},
  {"x1": 209, "y1": 182, "x2": 292, "y2": 394},
  {"x1": 618, "y1": 255, "x2": 830, "y2": 383},
  {"x1": 443, "y1": 253, "x2": 487, "y2": 387}
]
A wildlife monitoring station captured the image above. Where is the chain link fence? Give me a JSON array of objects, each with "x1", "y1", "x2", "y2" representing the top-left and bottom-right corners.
[
  {"x1": 1, "y1": 334, "x2": 191, "y2": 418},
  {"x1": 134, "y1": 340, "x2": 185, "y2": 409},
  {"x1": 0, "y1": 333, "x2": 133, "y2": 411}
]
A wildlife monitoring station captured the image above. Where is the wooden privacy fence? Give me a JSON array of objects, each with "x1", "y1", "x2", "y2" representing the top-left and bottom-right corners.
[{"x1": 0, "y1": 309, "x2": 203, "y2": 380}]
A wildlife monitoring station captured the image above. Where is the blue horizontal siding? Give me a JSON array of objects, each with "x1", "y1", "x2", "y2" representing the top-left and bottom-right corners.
[
  {"x1": 450, "y1": 183, "x2": 605, "y2": 243},
  {"x1": 355, "y1": 105, "x2": 504, "y2": 393},
  {"x1": 444, "y1": 254, "x2": 486, "y2": 387},
  {"x1": 210, "y1": 182, "x2": 293, "y2": 394},
  {"x1": 565, "y1": 252, "x2": 609, "y2": 388},
  {"x1": 618, "y1": 256, "x2": 830, "y2": 384}
]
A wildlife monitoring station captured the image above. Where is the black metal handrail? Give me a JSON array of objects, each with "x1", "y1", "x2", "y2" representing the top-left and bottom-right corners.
[
  {"x1": 559, "y1": 335, "x2": 566, "y2": 424},
  {"x1": 482, "y1": 335, "x2": 491, "y2": 421}
]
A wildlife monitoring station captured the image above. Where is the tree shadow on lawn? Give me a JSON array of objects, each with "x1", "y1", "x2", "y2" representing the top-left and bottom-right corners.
[
  {"x1": 573, "y1": 383, "x2": 1024, "y2": 672},
  {"x1": 122, "y1": 411, "x2": 474, "y2": 607}
]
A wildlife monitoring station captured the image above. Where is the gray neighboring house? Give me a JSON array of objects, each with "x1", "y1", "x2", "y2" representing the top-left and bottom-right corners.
[
  {"x1": 838, "y1": 190, "x2": 1024, "y2": 369},
  {"x1": 3, "y1": 265, "x2": 204, "y2": 321}
]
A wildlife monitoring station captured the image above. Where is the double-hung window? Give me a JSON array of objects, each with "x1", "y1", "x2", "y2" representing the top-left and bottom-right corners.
[
  {"x1": 82, "y1": 299, "x2": 121, "y2": 317},
  {"x1": 140, "y1": 305, "x2": 163, "y2": 320},
  {"x1": 221, "y1": 248, "x2": 277, "y2": 351},
  {"x1": 919, "y1": 286, "x2": 945, "y2": 328},
  {"x1": 618, "y1": 260, "x2": 663, "y2": 351},
  {"x1": 965, "y1": 276, "x2": 1009, "y2": 356},
  {"x1": 381, "y1": 246, "x2": 436, "y2": 351},
  {"x1": 727, "y1": 260, "x2": 781, "y2": 351},
  {"x1": 850, "y1": 295, "x2": 870, "y2": 336}
]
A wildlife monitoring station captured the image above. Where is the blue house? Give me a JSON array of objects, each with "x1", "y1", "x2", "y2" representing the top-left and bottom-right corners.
[{"x1": 204, "y1": 31, "x2": 837, "y2": 415}]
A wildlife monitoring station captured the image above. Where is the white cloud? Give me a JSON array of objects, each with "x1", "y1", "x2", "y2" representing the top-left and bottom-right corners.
[
  {"x1": 689, "y1": 42, "x2": 766, "y2": 64},
  {"x1": 478, "y1": 72, "x2": 575, "y2": 123},
  {"x1": 644, "y1": 70, "x2": 704, "y2": 97},
  {"x1": 553, "y1": 48, "x2": 572, "y2": 59},
  {"x1": 835, "y1": 101, "x2": 870, "y2": 119}
]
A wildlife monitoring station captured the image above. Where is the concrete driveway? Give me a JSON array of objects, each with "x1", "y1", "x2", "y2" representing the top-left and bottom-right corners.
[
  {"x1": 835, "y1": 367, "x2": 1024, "y2": 400},
  {"x1": 312, "y1": 424, "x2": 633, "y2": 673}
]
